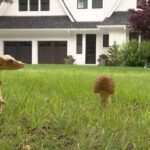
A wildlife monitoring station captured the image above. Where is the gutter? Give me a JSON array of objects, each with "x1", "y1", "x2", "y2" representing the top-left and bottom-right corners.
[
  {"x1": 97, "y1": 25, "x2": 127, "y2": 30},
  {"x1": 59, "y1": 0, "x2": 76, "y2": 22}
]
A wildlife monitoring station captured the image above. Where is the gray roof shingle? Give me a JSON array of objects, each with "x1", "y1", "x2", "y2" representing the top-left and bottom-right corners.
[
  {"x1": 0, "y1": 11, "x2": 129, "y2": 29},
  {"x1": 101, "y1": 11, "x2": 129, "y2": 25}
]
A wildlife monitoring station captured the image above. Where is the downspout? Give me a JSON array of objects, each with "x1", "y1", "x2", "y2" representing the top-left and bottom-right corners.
[
  {"x1": 59, "y1": 0, "x2": 76, "y2": 22},
  {"x1": 106, "y1": 0, "x2": 123, "y2": 17}
]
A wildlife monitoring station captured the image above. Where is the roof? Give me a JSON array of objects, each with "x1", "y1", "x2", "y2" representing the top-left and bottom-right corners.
[
  {"x1": 101, "y1": 11, "x2": 129, "y2": 25},
  {"x1": 0, "y1": 11, "x2": 129, "y2": 29}
]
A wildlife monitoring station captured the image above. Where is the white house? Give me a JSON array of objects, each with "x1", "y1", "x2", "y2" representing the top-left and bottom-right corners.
[{"x1": 0, "y1": 0, "x2": 140, "y2": 64}]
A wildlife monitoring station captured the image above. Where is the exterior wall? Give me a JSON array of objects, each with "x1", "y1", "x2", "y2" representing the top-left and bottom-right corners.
[
  {"x1": 116, "y1": 0, "x2": 137, "y2": 11},
  {"x1": 109, "y1": 29, "x2": 127, "y2": 45},
  {"x1": 1, "y1": 0, "x2": 66, "y2": 16},
  {"x1": 0, "y1": 0, "x2": 137, "y2": 21},
  {"x1": 0, "y1": 28, "x2": 127, "y2": 65}
]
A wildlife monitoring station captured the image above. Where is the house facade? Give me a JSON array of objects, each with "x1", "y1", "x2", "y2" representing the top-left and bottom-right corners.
[{"x1": 0, "y1": 0, "x2": 139, "y2": 64}]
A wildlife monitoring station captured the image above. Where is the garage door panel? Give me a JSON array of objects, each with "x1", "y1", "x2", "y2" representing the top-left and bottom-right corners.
[
  {"x1": 38, "y1": 41, "x2": 67, "y2": 64},
  {"x1": 4, "y1": 41, "x2": 32, "y2": 64}
]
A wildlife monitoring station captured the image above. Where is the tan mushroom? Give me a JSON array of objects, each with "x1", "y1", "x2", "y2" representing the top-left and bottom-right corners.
[
  {"x1": 94, "y1": 75, "x2": 115, "y2": 106},
  {"x1": 0, "y1": 55, "x2": 25, "y2": 70},
  {"x1": 0, "y1": 80, "x2": 5, "y2": 112},
  {"x1": 0, "y1": 55, "x2": 25, "y2": 111}
]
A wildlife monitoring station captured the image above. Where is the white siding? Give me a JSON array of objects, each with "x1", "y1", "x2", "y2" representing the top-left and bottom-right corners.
[
  {"x1": 1, "y1": 0, "x2": 66, "y2": 16},
  {"x1": 116, "y1": 0, "x2": 137, "y2": 11},
  {"x1": 1, "y1": 0, "x2": 137, "y2": 21},
  {"x1": 0, "y1": 28, "x2": 127, "y2": 65}
]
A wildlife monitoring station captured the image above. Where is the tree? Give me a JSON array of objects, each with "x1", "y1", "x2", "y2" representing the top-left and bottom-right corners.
[
  {"x1": 128, "y1": 0, "x2": 150, "y2": 39},
  {"x1": 107, "y1": 42, "x2": 121, "y2": 66}
]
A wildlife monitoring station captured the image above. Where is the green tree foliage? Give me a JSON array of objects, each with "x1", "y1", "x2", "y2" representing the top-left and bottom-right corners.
[
  {"x1": 139, "y1": 41, "x2": 150, "y2": 66},
  {"x1": 121, "y1": 40, "x2": 145, "y2": 67},
  {"x1": 107, "y1": 42, "x2": 121, "y2": 66}
]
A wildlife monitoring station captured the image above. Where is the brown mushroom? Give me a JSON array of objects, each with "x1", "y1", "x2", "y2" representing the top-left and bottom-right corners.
[
  {"x1": 0, "y1": 55, "x2": 25, "y2": 70},
  {"x1": 94, "y1": 75, "x2": 115, "y2": 106},
  {"x1": 0, "y1": 80, "x2": 5, "y2": 112},
  {"x1": 0, "y1": 55, "x2": 25, "y2": 111}
]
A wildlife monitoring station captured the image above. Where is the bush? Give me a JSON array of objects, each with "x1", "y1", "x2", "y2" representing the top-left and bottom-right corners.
[
  {"x1": 138, "y1": 41, "x2": 150, "y2": 67},
  {"x1": 120, "y1": 40, "x2": 145, "y2": 67},
  {"x1": 107, "y1": 42, "x2": 121, "y2": 66}
]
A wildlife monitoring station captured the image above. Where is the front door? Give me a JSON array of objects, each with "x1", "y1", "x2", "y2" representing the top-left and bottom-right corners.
[{"x1": 86, "y1": 34, "x2": 96, "y2": 64}]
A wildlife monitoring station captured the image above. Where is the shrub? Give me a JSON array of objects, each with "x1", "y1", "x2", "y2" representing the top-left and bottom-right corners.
[
  {"x1": 120, "y1": 40, "x2": 145, "y2": 67},
  {"x1": 138, "y1": 41, "x2": 150, "y2": 67},
  {"x1": 107, "y1": 42, "x2": 121, "y2": 66}
]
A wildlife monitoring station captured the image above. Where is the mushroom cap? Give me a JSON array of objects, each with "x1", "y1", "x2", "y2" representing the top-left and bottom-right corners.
[
  {"x1": 94, "y1": 75, "x2": 115, "y2": 95},
  {"x1": 0, "y1": 55, "x2": 25, "y2": 70}
]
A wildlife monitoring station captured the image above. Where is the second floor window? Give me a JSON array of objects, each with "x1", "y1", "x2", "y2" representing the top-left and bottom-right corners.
[
  {"x1": 92, "y1": 0, "x2": 103, "y2": 8},
  {"x1": 19, "y1": 0, "x2": 28, "y2": 11},
  {"x1": 19, "y1": 0, "x2": 50, "y2": 11},
  {"x1": 137, "y1": 0, "x2": 142, "y2": 7},
  {"x1": 41, "y1": 0, "x2": 49, "y2": 11},
  {"x1": 30, "y1": 0, "x2": 38, "y2": 11},
  {"x1": 77, "y1": 0, "x2": 87, "y2": 9}
]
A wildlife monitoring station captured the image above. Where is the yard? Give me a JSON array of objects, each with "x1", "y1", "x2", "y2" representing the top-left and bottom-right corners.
[{"x1": 0, "y1": 65, "x2": 149, "y2": 149}]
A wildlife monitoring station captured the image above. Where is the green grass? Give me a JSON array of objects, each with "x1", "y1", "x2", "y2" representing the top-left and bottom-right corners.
[{"x1": 0, "y1": 65, "x2": 149, "y2": 150}]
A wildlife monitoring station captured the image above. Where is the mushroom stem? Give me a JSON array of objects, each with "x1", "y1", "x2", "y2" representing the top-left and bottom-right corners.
[
  {"x1": 0, "y1": 81, "x2": 5, "y2": 112},
  {"x1": 99, "y1": 93, "x2": 111, "y2": 106}
]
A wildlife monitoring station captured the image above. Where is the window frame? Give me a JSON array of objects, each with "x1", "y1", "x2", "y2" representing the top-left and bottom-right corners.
[
  {"x1": 76, "y1": 34, "x2": 83, "y2": 54},
  {"x1": 77, "y1": 0, "x2": 88, "y2": 9},
  {"x1": 40, "y1": 0, "x2": 50, "y2": 11},
  {"x1": 103, "y1": 34, "x2": 109, "y2": 48},
  {"x1": 92, "y1": 0, "x2": 103, "y2": 9},
  {"x1": 30, "y1": 0, "x2": 39, "y2": 11},
  {"x1": 19, "y1": 0, "x2": 50, "y2": 11},
  {"x1": 19, "y1": 0, "x2": 28, "y2": 11}
]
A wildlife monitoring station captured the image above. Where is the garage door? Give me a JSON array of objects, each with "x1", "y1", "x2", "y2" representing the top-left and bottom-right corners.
[
  {"x1": 4, "y1": 41, "x2": 32, "y2": 64},
  {"x1": 38, "y1": 41, "x2": 67, "y2": 64}
]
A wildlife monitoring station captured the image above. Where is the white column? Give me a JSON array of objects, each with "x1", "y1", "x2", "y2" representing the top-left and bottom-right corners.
[
  {"x1": 0, "y1": 40, "x2": 4, "y2": 55},
  {"x1": 32, "y1": 40, "x2": 38, "y2": 64},
  {"x1": 82, "y1": 34, "x2": 86, "y2": 64}
]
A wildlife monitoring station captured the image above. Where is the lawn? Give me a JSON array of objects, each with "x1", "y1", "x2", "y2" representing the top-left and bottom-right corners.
[{"x1": 0, "y1": 65, "x2": 149, "y2": 150}]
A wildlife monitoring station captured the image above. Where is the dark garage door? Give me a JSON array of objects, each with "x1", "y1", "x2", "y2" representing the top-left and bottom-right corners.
[
  {"x1": 38, "y1": 41, "x2": 67, "y2": 64},
  {"x1": 4, "y1": 41, "x2": 32, "y2": 64}
]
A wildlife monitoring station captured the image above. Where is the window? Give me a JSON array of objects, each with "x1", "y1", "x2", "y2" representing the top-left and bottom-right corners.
[
  {"x1": 19, "y1": 0, "x2": 28, "y2": 11},
  {"x1": 41, "y1": 0, "x2": 49, "y2": 11},
  {"x1": 76, "y1": 34, "x2": 83, "y2": 54},
  {"x1": 19, "y1": 0, "x2": 50, "y2": 11},
  {"x1": 129, "y1": 32, "x2": 139, "y2": 40},
  {"x1": 137, "y1": 0, "x2": 142, "y2": 6},
  {"x1": 30, "y1": 0, "x2": 38, "y2": 11},
  {"x1": 92, "y1": 0, "x2": 103, "y2": 8},
  {"x1": 103, "y1": 34, "x2": 109, "y2": 47},
  {"x1": 77, "y1": 0, "x2": 87, "y2": 9}
]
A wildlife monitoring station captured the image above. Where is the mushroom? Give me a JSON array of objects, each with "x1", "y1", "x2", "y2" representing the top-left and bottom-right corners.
[
  {"x1": 0, "y1": 55, "x2": 25, "y2": 111},
  {"x1": 0, "y1": 54, "x2": 25, "y2": 70},
  {"x1": 94, "y1": 75, "x2": 115, "y2": 106},
  {"x1": 0, "y1": 80, "x2": 5, "y2": 112}
]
